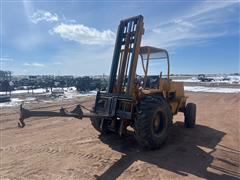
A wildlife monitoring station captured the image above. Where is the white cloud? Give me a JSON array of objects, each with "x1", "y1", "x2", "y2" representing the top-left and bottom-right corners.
[
  {"x1": 52, "y1": 62, "x2": 62, "y2": 65},
  {"x1": 30, "y1": 10, "x2": 115, "y2": 45},
  {"x1": 184, "y1": 0, "x2": 238, "y2": 19},
  {"x1": 23, "y1": 62, "x2": 45, "y2": 67},
  {"x1": 145, "y1": 1, "x2": 238, "y2": 48},
  {"x1": 173, "y1": 19, "x2": 195, "y2": 28},
  {"x1": 0, "y1": 57, "x2": 14, "y2": 62},
  {"x1": 30, "y1": 10, "x2": 58, "y2": 24},
  {"x1": 52, "y1": 23, "x2": 115, "y2": 45},
  {"x1": 23, "y1": 63, "x2": 31, "y2": 66},
  {"x1": 32, "y1": 63, "x2": 45, "y2": 67}
]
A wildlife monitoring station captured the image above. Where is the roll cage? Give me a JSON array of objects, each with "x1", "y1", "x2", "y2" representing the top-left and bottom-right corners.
[{"x1": 139, "y1": 46, "x2": 170, "y2": 88}]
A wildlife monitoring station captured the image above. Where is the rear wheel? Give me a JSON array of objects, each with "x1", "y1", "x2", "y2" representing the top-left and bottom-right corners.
[
  {"x1": 184, "y1": 103, "x2": 196, "y2": 128},
  {"x1": 134, "y1": 96, "x2": 173, "y2": 150}
]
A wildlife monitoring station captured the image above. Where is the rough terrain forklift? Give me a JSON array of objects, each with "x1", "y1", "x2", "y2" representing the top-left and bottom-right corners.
[{"x1": 19, "y1": 15, "x2": 196, "y2": 149}]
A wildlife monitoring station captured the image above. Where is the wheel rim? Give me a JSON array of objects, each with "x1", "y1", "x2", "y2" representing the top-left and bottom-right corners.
[{"x1": 152, "y1": 111, "x2": 166, "y2": 136}]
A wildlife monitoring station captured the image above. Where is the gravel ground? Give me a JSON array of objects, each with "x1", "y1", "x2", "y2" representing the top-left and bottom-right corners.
[{"x1": 0, "y1": 92, "x2": 239, "y2": 179}]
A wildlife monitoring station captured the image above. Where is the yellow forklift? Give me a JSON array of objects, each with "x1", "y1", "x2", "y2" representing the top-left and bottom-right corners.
[{"x1": 19, "y1": 15, "x2": 196, "y2": 149}]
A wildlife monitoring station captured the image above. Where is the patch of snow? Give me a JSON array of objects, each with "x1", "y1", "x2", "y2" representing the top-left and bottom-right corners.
[
  {"x1": 63, "y1": 90, "x2": 97, "y2": 99},
  {"x1": 0, "y1": 88, "x2": 47, "y2": 95},
  {"x1": 42, "y1": 100, "x2": 53, "y2": 103},
  {"x1": 78, "y1": 91, "x2": 97, "y2": 97},
  {"x1": 0, "y1": 98, "x2": 23, "y2": 107},
  {"x1": 228, "y1": 75, "x2": 240, "y2": 84},
  {"x1": 0, "y1": 87, "x2": 79, "y2": 95},
  {"x1": 63, "y1": 87, "x2": 77, "y2": 91},
  {"x1": 0, "y1": 88, "x2": 97, "y2": 107},
  {"x1": 173, "y1": 78, "x2": 200, "y2": 83},
  {"x1": 25, "y1": 97, "x2": 36, "y2": 101},
  {"x1": 174, "y1": 75, "x2": 240, "y2": 84},
  {"x1": 184, "y1": 86, "x2": 240, "y2": 93}
]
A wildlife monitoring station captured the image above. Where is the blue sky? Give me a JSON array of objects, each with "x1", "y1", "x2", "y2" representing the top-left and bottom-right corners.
[{"x1": 1, "y1": 0, "x2": 239, "y2": 75}]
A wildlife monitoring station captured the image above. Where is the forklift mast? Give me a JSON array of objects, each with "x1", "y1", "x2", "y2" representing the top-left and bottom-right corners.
[
  {"x1": 18, "y1": 15, "x2": 145, "y2": 128},
  {"x1": 108, "y1": 15, "x2": 144, "y2": 96}
]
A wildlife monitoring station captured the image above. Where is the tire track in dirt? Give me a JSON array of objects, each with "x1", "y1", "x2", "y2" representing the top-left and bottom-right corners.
[
  {"x1": 1, "y1": 136, "x2": 119, "y2": 178},
  {"x1": 1, "y1": 137, "x2": 100, "y2": 155}
]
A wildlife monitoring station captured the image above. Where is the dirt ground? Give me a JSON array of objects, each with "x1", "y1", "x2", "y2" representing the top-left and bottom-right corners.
[{"x1": 0, "y1": 92, "x2": 239, "y2": 179}]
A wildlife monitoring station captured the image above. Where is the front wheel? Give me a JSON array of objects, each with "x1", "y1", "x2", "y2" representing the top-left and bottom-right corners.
[{"x1": 134, "y1": 96, "x2": 173, "y2": 150}]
